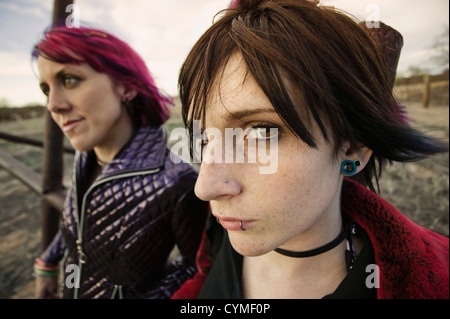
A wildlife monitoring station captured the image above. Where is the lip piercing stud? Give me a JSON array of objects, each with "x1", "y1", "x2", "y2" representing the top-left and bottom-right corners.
[{"x1": 240, "y1": 221, "x2": 246, "y2": 231}]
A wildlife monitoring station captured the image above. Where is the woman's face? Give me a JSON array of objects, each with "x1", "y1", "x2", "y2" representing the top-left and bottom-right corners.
[
  {"x1": 37, "y1": 57, "x2": 133, "y2": 154},
  {"x1": 194, "y1": 53, "x2": 347, "y2": 256}
]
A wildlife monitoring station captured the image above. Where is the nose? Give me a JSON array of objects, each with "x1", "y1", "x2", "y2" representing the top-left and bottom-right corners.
[
  {"x1": 194, "y1": 158, "x2": 242, "y2": 201},
  {"x1": 46, "y1": 87, "x2": 70, "y2": 114}
]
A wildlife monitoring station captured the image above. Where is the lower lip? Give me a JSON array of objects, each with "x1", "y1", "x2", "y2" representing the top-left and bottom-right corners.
[
  {"x1": 218, "y1": 219, "x2": 253, "y2": 231},
  {"x1": 63, "y1": 120, "x2": 83, "y2": 132}
]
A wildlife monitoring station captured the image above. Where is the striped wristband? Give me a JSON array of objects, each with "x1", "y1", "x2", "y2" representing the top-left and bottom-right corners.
[
  {"x1": 34, "y1": 267, "x2": 59, "y2": 277},
  {"x1": 34, "y1": 257, "x2": 59, "y2": 277}
]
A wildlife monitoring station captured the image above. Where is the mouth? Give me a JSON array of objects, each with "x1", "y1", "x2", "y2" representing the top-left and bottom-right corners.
[
  {"x1": 62, "y1": 119, "x2": 83, "y2": 132},
  {"x1": 214, "y1": 214, "x2": 255, "y2": 231}
]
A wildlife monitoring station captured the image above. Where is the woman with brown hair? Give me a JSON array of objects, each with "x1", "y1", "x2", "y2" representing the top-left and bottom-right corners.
[{"x1": 172, "y1": 0, "x2": 449, "y2": 299}]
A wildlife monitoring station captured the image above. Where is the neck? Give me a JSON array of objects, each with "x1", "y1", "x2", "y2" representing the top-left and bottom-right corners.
[
  {"x1": 242, "y1": 211, "x2": 348, "y2": 298},
  {"x1": 94, "y1": 115, "x2": 135, "y2": 166},
  {"x1": 94, "y1": 148, "x2": 116, "y2": 168},
  {"x1": 242, "y1": 240, "x2": 348, "y2": 298}
]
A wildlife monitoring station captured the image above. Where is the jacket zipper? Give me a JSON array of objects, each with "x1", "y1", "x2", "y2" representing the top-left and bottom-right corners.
[{"x1": 72, "y1": 167, "x2": 161, "y2": 299}]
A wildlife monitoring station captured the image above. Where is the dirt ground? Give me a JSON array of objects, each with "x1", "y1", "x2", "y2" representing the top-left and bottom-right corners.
[{"x1": 0, "y1": 95, "x2": 448, "y2": 299}]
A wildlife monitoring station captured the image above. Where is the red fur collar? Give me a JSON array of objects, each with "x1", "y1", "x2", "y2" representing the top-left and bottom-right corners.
[{"x1": 342, "y1": 178, "x2": 448, "y2": 298}]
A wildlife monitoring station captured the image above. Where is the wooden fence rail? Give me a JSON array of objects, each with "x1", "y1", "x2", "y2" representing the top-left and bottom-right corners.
[
  {"x1": 0, "y1": 131, "x2": 75, "y2": 154},
  {"x1": 0, "y1": 147, "x2": 66, "y2": 212},
  {"x1": 0, "y1": 128, "x2": 75, "y2": 213}
]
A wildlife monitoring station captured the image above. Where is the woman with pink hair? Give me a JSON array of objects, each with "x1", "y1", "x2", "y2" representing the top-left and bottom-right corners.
[{"x1": 32, "y1": 26, "x2": 207, "y2": 299}]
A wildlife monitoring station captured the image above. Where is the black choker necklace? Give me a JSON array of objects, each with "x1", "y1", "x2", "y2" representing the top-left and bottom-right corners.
[{"x1": 274, "y1": 222, "x2": 350, "y2": 258}]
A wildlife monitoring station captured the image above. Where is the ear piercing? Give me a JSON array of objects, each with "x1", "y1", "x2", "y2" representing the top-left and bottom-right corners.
[{"x1": 340, "y1": 160, "x2": 361, "y2": 176}]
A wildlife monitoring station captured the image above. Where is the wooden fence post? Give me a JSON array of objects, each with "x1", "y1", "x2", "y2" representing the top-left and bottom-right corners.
[
  {"x1": 423, "y1": 74, "x2": 431, "y2": 108},
  {"x1": 40, "y1": 0, "x2": 74, "y2": 252}
]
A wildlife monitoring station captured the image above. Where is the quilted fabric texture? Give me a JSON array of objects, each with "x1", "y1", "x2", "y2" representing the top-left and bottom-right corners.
[{"x1": 41, "y1": 125, "x2": 208, "y2": 298}]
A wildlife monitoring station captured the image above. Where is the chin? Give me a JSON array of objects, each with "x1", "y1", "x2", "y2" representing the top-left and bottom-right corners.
[
  {"x1": 69, "y1": 142, "x2": 93, "y2": 152},
  {"x1": 67, "y1": 136, "x2": 94, "y2": 152},
  {"x1": 228, "y1": 232, "x2": 272, "y2": 257}
]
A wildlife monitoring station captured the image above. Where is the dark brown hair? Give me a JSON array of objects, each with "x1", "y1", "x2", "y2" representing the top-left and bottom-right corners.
[{"x1": 179, "y1": 0, "x2": 447, "y2": 191}]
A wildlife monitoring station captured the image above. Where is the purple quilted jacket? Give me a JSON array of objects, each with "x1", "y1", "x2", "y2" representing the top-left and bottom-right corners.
[{"x1": 40, "y1": 125, "x2": 208, "y2": 298}]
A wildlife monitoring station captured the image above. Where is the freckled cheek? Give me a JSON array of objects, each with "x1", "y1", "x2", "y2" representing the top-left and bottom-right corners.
[
  {"x1": 263, "y1": 164, "x2": 317, "y2": 223},
  {"x1": 250, "y1": 168, "x2": 303, "y2": 218}
]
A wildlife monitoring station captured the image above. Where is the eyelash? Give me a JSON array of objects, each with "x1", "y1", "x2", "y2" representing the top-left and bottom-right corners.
[
  {"x1": 244, "y1": 122, "x2": 280, "y2": 141},
  {"x1": 201, "y1": 122, "x2": 280, "y2": 146}
]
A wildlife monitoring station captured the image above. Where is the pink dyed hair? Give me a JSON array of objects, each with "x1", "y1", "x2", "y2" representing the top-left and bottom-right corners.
[{"x1": 32, "y1": 26, "x2": 172, "y2": 127}]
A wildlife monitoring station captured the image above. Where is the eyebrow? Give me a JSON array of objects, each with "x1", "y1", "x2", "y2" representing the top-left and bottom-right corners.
[{"x1": 223, "y1": 108, "x2": 278, "y2": 121}]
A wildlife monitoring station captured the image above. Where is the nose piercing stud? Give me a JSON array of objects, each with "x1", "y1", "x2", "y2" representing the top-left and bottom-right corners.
[{"x1": 225, "y1": 179, "x2": 229, "y2": 183}]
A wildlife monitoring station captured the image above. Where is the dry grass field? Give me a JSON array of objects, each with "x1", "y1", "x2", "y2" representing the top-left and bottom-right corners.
[{"x1": 0, "y1": 82, "x2": 448, "y2": 298}]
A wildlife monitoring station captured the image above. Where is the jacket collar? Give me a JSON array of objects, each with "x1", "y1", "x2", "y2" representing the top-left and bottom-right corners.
[{"x1": 77, "y1": 125, "x2": 168, "y2": 178}]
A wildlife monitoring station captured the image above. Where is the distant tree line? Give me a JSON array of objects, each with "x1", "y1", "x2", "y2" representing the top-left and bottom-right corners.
[{"x1": 0, "y1": 105, "x2": 46, "y2": 122}]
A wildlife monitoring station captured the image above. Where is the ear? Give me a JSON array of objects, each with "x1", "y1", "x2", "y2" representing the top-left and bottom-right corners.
[
  {"x1": 122, "y1": 88, "x2": 138, "y2": 102},
  {"x1": 115, "y1": 83, "x2": 138, "y2": 102},
  {"x1": 343, "y1": 142, "x2": 373, "y2": 174}
]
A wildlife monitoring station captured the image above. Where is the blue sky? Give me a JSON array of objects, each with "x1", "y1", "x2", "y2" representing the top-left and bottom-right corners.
[{"x1": 0, "y1": 0, "x2": 448, "y2": 106}]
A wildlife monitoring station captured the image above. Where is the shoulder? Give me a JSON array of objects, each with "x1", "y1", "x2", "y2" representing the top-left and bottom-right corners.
[{"x1": 163, "y1": 147, "x2": 199, "y2": 183}]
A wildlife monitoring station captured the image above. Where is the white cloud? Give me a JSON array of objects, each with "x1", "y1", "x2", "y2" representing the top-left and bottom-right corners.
[
  {"x1": 19, "y1": 0, "x2": 53, "y2": 12},
  {"x1": 0, "y1": 1, "x2": 48, "y2": 19},
  {"x1": 0, "y1": 74, "x2": 45, "y2": 107},
  {"x1": 74, "y1": 0, "x2": 230, "y2": 96},
  {"x1": 0, "y1": 51, "x2": 44, "y2": 106},
  {"x1": 0, "y1": 50, "x2": 35, "y2": 76}
]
